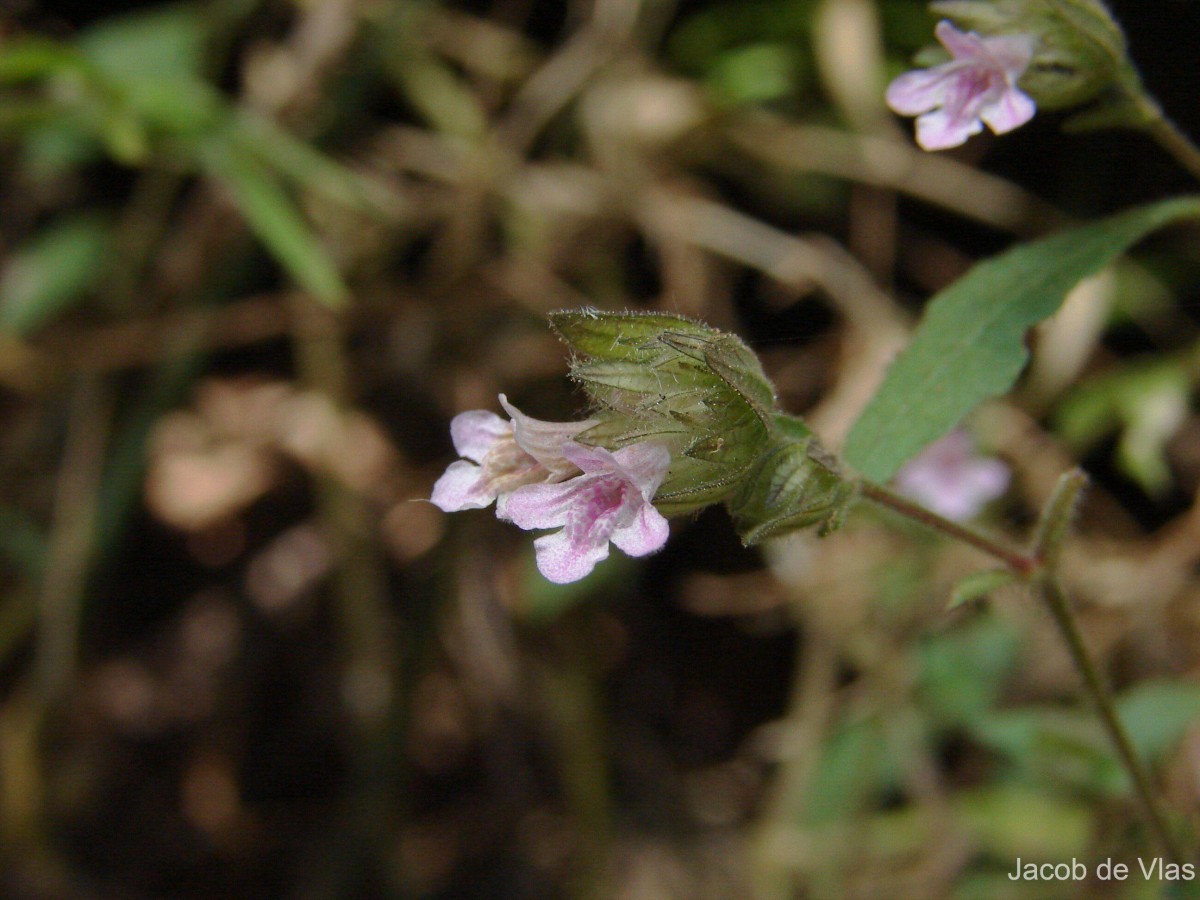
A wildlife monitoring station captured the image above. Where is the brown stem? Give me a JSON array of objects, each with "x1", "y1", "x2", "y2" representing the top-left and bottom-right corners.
[
  {"x1": 1038, "y1": 578, "x2": 1185, "y2": 865},
  {"x1": 860, "y1": 481, "x2": 1037, "y2": 575}
]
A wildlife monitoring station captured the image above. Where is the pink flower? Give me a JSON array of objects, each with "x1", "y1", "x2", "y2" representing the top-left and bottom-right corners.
[
  {"x1": 895, "y1": 430, "x2": 1010, "y2": 521},
  {"x1": 430, "y1": 395, "x2": 595, "y2": 514},
  {"x1": 886, "y1": 21, "x2": 1036, "y2": 150},
  {"x1": 505, "y1": 441, "x2": 671, "y2": 584}
]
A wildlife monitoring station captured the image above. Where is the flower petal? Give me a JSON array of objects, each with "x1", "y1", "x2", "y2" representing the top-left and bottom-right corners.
[
  {"x1": 560, "y1": 441, "x2": 623, "y2": 475},
  {"x1": 532, "y1": 527, "x2": 610, "y2": 583},
  {"x1": 499, "y1": 394, "x2": 593, "y2": 478},
  {"x1": 431, "y1": 460, "x2": 492, "y2": 511},
  {"x1": 981, "y1": 33, "x2": 1036, "y2": 75},
  {"x1": 505, "y1": 478, "x2": 590, "y2": 530},
  {"x1": 915, "y1": 107, "x2": 983, "y2": 150},
  {"x1": 611, "y1": 502, "x2": 670, "y2": 557},
  {"x1": 450, "y1": 410, "x2": 511, "y2": 463},
  {"x1": 610, "y1": 442, "x2": 672, "y2": 499},
  {"x1": 895, "y1": 431, "x2": 1010, "y2": 521},
  {"x1": 980, "y1": 86, "x2": 1036, "y2": 134},
  {"x1": 962, "y1": 457, "x2": 1011, "y2": 499},
  {"x1": 934, "y1": 20, "x2": 987, "y2": 60},
  {"x1": 886, "y1": 67, "x2": 956, "y2": 116}
]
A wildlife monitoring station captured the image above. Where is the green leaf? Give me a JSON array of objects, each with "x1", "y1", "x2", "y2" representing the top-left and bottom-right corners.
[
  {"x1": 845, "y1": 197, "x2": 1200, "y2": 483},
  {"x1": 954, "y1": 785, "x2": 1092, "y2": 862},
  {"x1": 972, "y1": 680, "x2": 1200, "y2": 799},
  {"x1": 804, "y1": 715, "x2": 897, "y2": 824},
  {"x1": 1116, "y1": 680, "x2": 1200, "y2": 762},
  {"x1": 946, "y1": 568, "x2": 1019, "y2": 610},
  {"x1": 972, "y1": 707, "x2": 1124, "y2": 796},
  {"x1": 230, "y1": 115, "x2": 397, "y2": 215},
  {"x1": 199, "y1": 139, "x2": 348, "y2": 308},
  {"x1": 1055, "y1": 360, "x2": 1189, "y2": 495},
  {"x1": 0, "y1": 38, "x2": 87, "y2": 83},
  {"x1": 917, "y1": 613, "x2": 1019, "y2": 727},
  {"x1": 706, "y1": 43, "x2": 797, "y2": 106},
  {"x1": 79, "y1": 4, "x2": 206, "y2": 82},
  {"x1": 0, "y1": 213, "x2": 111, "y2": 335}
]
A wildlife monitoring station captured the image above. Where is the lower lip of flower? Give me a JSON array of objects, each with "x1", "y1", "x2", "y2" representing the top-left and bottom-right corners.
[{"x1": 568, "y1": 478, "x2": 627, "y2": 541}]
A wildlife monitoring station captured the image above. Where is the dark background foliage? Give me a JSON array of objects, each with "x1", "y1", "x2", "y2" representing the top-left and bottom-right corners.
[{"x1": 3, "y1": 1, "x2": 1200, "y2": 897}]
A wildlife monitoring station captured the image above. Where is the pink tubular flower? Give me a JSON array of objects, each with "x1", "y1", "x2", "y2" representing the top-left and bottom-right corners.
[
  {"x1": 505, "y1": 441, "x2": 671, "y2": 584},
  {"x1": 886, "y1": 20, "x2": 1036, "y2": 150},
  {"x1": 430, "y1": 395, "x2": 595, "y2": 514},
  {"x1": 895, "y1": 430, "x2": 1010, "y2": 522}
]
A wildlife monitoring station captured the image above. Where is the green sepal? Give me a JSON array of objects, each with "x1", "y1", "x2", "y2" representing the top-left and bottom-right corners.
[
  {"x1": 556, "y1": 309, "x2": 777, "y2": 514},
  {"x1": 727, "y1": 431, "x2": 859, "y2": 546},
  {"x1": 554, "y1": 310, "x2": 858, "y2": 537},
  {"x1": 549, "y1": 309, "x2": 719, "y2": 365}
]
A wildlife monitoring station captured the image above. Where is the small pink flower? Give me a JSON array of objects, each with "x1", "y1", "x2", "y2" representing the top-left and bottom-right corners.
[
  {"x1": 505, "y1": 441, "x2": 671, "y2": 584},
  {"x1": 430, "y1": 395, "x2": 594, "y2": 514},
  {"x1": 887, "y1": 21, "x2": 1036, "y2": 150},
  {"x1": 895, "y1": 430, "x2": 1010, "y2": 521}
]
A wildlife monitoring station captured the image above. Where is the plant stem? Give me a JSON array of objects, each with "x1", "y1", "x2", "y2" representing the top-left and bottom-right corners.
[
  {"x1": 1037, "y1": 578, "x2": 1185, "y2": 865},
  {"x1": 863, "y1": 476, "x2": 1186, "y2": 862},
  {"x1": 1137, "y1": 95, "x2": 1200, "y2": 185},
  {"x1": 860, "y1": 481, "x2": 1036, "y2": 574}
]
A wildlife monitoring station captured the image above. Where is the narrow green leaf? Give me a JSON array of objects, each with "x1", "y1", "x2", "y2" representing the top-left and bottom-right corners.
[
  {"x1": 199, "y1": 139, "x2": 348, "y2": 308},
  {"x1": 0, "y1": 213, "x2": 111, "y2": 335},
  {"x1": 846, "y1": 197, "x2": 1200, "y2": 482},
  {"x1": 231, "y1": 115, "x2": 397, "y2": 215}
]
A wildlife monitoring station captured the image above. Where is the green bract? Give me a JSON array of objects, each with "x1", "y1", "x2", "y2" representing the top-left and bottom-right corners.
[{"x1": 550, "y1": 310, "x2": 856, "y2": 544}]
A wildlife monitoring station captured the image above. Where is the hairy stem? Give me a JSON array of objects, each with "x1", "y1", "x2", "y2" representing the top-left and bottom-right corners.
[
  {"x1": 863, "y1": 475, "x2": 1185, "y2": 861},
  {"x1": 860, "y1": 481, "x2": 1036, "y2": 574},
  {"x1": 1038, "y1": 578, "x2": 1184, "y2": 865}
]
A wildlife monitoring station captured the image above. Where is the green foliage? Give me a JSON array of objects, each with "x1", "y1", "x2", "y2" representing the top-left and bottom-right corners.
[
  {"x1": 706, "y1": 44, "x2": 799, "y2": 106},
  {"x1": 955, "y1": 785, "x2": 1093, "y2": 862},
  {"x1": 803, "y1": 714, "x2": 898, "y2": 824},
  {"x1": 0, "y1": 3, "x2": 362, "y2": 310},
  {"x1": 0, "y1": 213, "x2": 111, "y2": 335},
  {"x1": 198, "y1": 139, "x2": 349, "y2": 308},
  {"x1": 917, "y1": 613, "x2": 1021, "y2": 726},
  {"x1": 846, "y1": 196, "x2": 1200, "y2": 483},
  {"x1": 946, "y1": 568, "x2": 1020, "y2": 611},
  {"x1": 1055, "y1": 358, "x2": 1191, "y2": 494},
  {"x1": 727, "y1": 424, "x2": 858, "y2": 543},
  {"x1": 0, "y1": 506, "x2": 46, "y2": 575},
  {"x1": 972, "y1": 681, "x2": 1200, "y2": 798}
]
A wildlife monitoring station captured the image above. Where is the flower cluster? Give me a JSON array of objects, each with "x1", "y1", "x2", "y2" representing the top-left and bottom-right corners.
[
  {"x1": 887, "y1": 20, "x2": 1036, "y2": 150},
  {"x1": 431, "y1": 395, "x2": 671, "y2": 583}
]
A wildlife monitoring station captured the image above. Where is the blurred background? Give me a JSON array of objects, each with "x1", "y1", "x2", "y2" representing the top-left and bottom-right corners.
[{"x1": 3, "y1": 0, "x2": 1200, "y2": 896}]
